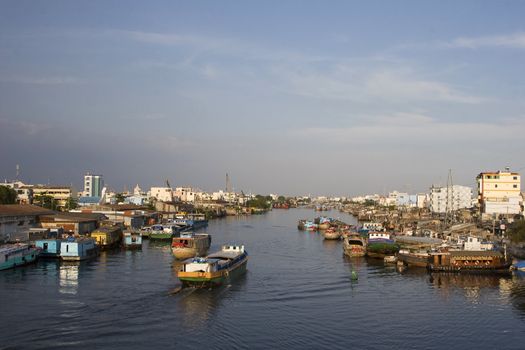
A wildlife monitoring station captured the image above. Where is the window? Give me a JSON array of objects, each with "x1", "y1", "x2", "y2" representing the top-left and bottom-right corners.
[
  {"x1": 495, "y1": 184, "x2": 498, "y2": 188},
  {"x1": 18, "y1": 220, "x2": 24, "y2": 226},
  {"x1": 514, "y1": 184, "x2": 518, "y2": 188},
  {"x1": 514, "y1": 176, "x2": 518, "y2": 180}
]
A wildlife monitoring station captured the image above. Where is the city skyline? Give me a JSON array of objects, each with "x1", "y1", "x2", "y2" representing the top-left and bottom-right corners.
[{"x1": 1, "y1": 1, "x2": 525, "y2": 196}]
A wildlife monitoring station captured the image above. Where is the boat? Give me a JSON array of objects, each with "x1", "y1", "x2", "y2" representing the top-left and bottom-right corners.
[
  {"x1": 428, "y1": 250, "x2": 511, "y2": 273},
  {"x1": 315, "y1": 216, "x2": 332, "y2": 230},
  {"x1": 384, "y1": 255, "x2": 397, "y2": 264},
  {"x1": 171, "y1": 232, "x2": 211, "y2": 260},
  {"x1": 0, "y1": 244, "x2": 39, "y2": 271},
  {"x1": 91, "y1": 226, "x2": 123, "y2": 250},
  {"x1": 323, "y1": 228, "x2": 342, "y2": 240},
  {"x1": 150, "y1": 224, "x2": 180, "y2": 241},
  {"x1": 366, "y1": 232, "x2": 400, "y2": 259},
  {"x1": 511, "y1": 260, "x2": 525, "y2": 271},
  {"x1": 35, "y1": 239, "x2": 62, "y2": 258},
  {"x1": 343, "y1": 235, "x2": 367, "y2": 257},
  {"x1": 123, "y1": 231, "x2": 142, "y2": 249},
  {"x1": 140, "y1": 226, "x2": 152, "y2": 239},
  {"x1": 173, "y1": 213, "x2": 209, "y2": 231},
  {"x1": 60, "y1": 237, "x2": 99, "y2": 261},
  {"x1": 397, "y1": 249, "x2": 430, "y2": 268},
  {"x1": 177, "y1": 245, "x2": 248, "y2": 287}
]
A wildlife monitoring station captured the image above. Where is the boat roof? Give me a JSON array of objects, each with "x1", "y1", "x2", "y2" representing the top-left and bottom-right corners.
[
  {"x1": 207, "y1": 251, "x2": 244, "y2": 260},
  {"x1": 449, "y1": 250, "x2": 503, "y2": 258},
  {"x1": 0, "y1": 243, "x2": 29, "y2": 254}
]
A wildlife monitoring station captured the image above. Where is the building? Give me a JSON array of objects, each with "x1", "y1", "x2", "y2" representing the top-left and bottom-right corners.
[
  {"x1": 33, "y1": 185, "x2": 76, "y2": 210},
  {"x1": 84, "y1": 173, "x2": 104, "y2": 197},
  {"x1": 149, "y1": 187, "x2": 174, "y2": 202},
  {"x1": 477, "y1": 169, "x2": 521, "y2": 218},
  {"x1": 175, "y1": 187, "x2": 198, "y2": 203},
  {"x1": 429, "y1": 185, "x2": 473, "y2": 214},
  {"x1": 0, "y1": 204, "x2": 54, "y2": 242},
  {"x1": 1, "y1": 181, "x2": 33, "y2": 204},
  {"x1": 39, "y1": 212, "x2": 104, "y2": 235}
]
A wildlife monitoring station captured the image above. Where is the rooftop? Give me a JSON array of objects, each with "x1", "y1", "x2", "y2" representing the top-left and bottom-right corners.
[{"x1": 0, "y1": 204, "x2": 54, "y2": 218}]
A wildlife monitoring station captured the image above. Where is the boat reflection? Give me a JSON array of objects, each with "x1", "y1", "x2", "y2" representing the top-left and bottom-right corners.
[{"x1": 59, "y1": 263, "x2": 80, "y2": 295}]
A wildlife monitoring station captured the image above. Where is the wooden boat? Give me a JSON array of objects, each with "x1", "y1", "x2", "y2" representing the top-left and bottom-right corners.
[
  {"x1": 0, "y1": 244, "x2": 39, "y2": 271},
  {"x1": 177, "y1": 245, "x2": 248, "y2": 287},
  {"x1": 397, "y1": 249, "x2": 429, "y2": 268},
  {"x1": 323, "y1": 228, "x2": 342, "y2": 240},
  {"x1": 343, "y1": 235, "x2": 367, "y2": 257},
  {"x1": 35, "y1": 239, "x2": 62, "y2": 258},
  {"x1": 171, "y1": 232, "x2": 211, "y2": 260},
  {"x1": 140, "y1": 226, "x2": 152, "y2": 239},
  {"x1": 91, "y1": 226, "x2": 122, "y2": 250},
  {"x1": 123, "y1": 231, "x2": 142, "y2": 249},
  {"x1": 428, "y1": 250, "x2": 511, "y2": 273},
  {"x1": 384, "y1": 255, "x2": 397, "y2": 264},
  {"x1": 60, "y1": 237, "x2": 99, "y2": 261}
]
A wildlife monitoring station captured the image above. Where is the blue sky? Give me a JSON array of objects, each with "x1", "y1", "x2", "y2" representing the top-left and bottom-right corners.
[{"x1": 1, "y1": 1, "x2": 524, "y2": 196}]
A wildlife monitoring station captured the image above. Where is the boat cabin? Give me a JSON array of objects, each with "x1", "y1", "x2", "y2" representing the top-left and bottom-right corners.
[
  {"x1": 35, "y1": 239, "x2": 62, "y2": 258},
  {"x1": 361, "y1": 222, "x2": 384, "y2": 231},
  {"x1": 368, "y1": 232, "x2": 392, "y2": 241}
]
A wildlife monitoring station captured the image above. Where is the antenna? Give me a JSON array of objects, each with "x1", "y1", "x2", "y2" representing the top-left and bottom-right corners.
[
  {"x1": 16, "y1": 164, "x2": 20, "y2": 181},
  {"x1": 226, "y1": 173, "x2": 232, "y2": 193}
]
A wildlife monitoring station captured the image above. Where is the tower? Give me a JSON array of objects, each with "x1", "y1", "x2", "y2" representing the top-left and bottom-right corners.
[{"x1": 84, "y1": 172, "x2": 104, "y2": 197}]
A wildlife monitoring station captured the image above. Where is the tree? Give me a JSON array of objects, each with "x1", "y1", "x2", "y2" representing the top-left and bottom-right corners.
[
  {"x1": 508, "y1": 220, "x2": 525, "y2": 243},
  {"x1": 115, "y1": 193, "x2": 126, "y2": 204},
  {"x1": 66, "y1": 197, "x2": 78, "y2": 211},
  {"x1": 34, "y1": 194, "x2": 57, "y2": 210},
  {"x1": 0, "y1": 185, "x2": 17, "y2": 204}
]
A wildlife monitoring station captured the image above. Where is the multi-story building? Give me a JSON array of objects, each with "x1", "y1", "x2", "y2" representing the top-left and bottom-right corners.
[
  {"x1": 429, "y1": 185, "x2": 473, "y2": 214},
  {"x1": 1, "y1": 181, "x2": 33, "y2": 204},
  {"x1": 33, "y1": 186, "x2": 76, "y2": 210},
  {"x1": 149, "y1": 187, "x2": 175, "y2": 202},
  {"x1": 477, "y1": 169, "x2": 521, "y2": 218},
  {"x1": 83, "y1": 173, "x2": 104, "y2": 197}
]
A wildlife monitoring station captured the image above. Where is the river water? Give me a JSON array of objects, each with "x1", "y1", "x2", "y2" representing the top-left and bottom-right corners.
[{"x1": 1, "y1": 208, "x2": 525, "y2": 349}]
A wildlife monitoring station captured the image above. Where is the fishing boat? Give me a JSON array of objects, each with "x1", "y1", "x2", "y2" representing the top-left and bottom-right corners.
[
  {"x1": 177, "y1": 245, "x2": 248, "y2": 287},
  {"x1": 150, "y1": 224, "x2": 180, "y2": 241},
  {"x1": 35, "y1": 239, "x2": 62, "y2": 258},
  {"x1": 140, "y1": 226, "x2": 152, "y2": 239},
  {"x1": 91, "y1": 226, "x2": 123, "y2": 250},
  {"x1": 0, "y1": 244, "x2": 39, "y2": 271},
  {"x1": 123, "y1": 231, "x2": 142, "y2": 249},
  {"x1": 343, "y1": 235, "x2": 367, "y2": 257},
  {"x1": 323, "y1": 228, "x2": 342, "y2": 240},
  {"x1": 511, "y1": 260, "x2": 525, "y2": 271},
  {"x1": 428, "y1": 250, "x2": 511, "y2": 273},
  {"x1": 316, "y1": 216, "x2": 332, "y2": 230},
  {"x1": 171, "y1": 232, "x2": 211, "y2": 260},
  {"x1": 60, "y1": 237, "x2": 99, "y2": 261}
]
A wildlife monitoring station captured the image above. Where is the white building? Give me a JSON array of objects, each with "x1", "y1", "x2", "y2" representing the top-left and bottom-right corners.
[
  {"x1": 175, "y1": 187, "x2": 197, "y2": 203},
  {"x1": 83, "y1": 173, "x2": 104, "y2": 197},
  {"x1": 2, "y1": 181, "x2": 33, "y2": 204},
  {"x1": 149, "y1": 187, "x2": 175, "y2": 202},
  {"x1": 477, "y1": 169, "x2": 521, "y2": 218},
  {"x1": 429, "y1": 185, "x2": 473, "y2": 214}
]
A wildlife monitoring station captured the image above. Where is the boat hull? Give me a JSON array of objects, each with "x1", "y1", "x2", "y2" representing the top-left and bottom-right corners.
[
  {"x1": 178, "y1": 258, "x2": 248, "y2": 288},
  {"x1": 398, "y1": 252, "x2": 429, "y2": 268},
  {"x1": 0, "y1": 246, "x2": 39, "y2": 271}
]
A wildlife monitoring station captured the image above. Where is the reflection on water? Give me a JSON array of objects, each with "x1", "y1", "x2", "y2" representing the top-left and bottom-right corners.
[{"x1": 59, "y1": 263, "x2": 79, "y2": 295}]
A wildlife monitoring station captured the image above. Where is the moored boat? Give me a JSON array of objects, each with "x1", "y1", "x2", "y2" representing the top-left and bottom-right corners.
[
  {"x1": 177, "y1": 245, "x2": 248, "y2": 287},
  {"x1": 60, "y1": 237, "x2": 99, "y2": 261},
  {"x1": 366, "y1": 232, "x2": 400, "y2": 259},
  {"x1": 397, "y1": 249, "x2": 430, "y2": 268},
  {"x1": 123, "y1": 231, "x2": 142, "y2": 249},
  {"x1": 343, "y1": 235, "x2": 367, "y2": 257},
  {"x1": 91, "y1": 226, "x2": 123, "y2": 250},
  {"x1": 150, "y1": 224, "x2": 180, "y2": 241},
  {"x1": 0, "y1": 244, "x2": 39, "y2": 271},
  {"x1": 35, "y1": 239, "x2": 62, "y2": 258},
  {"x1": 428, "y1": 250, "x2": 511, "y2": 273},
  {"x1": 323, "y1": 228, "x2": 342, "y2": 240},
  {"x1": 171, "y1": 232, "x2": 211, "y2": 260}
]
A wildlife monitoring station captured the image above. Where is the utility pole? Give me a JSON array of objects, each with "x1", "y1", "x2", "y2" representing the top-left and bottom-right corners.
[{"x1": 445, "y1": 169, "x2": 454, "y2": 227}]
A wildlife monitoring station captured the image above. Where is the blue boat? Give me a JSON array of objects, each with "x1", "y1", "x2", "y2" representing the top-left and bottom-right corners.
[
  {"x1": 35, "y1": 239, "x2": 62, "y2": 258},
  {"x1": 511, "y1": 260, "x2": 525, "y2": 271},
  {"x1": 0, "y1": 244, "x2": 40, "y2": 271},
  {"x1": 60, "y1": 237, "x2": 99, "y2": 261}
]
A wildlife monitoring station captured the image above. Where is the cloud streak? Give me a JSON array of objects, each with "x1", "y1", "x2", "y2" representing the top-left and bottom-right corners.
[{"x1": 447, "y1": 32, "x2": 525, "y2": 49}]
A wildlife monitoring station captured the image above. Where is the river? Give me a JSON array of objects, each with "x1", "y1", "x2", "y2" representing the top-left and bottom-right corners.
[{"x1": 1, "y1": 208, "x2": 525, "y2": 349}]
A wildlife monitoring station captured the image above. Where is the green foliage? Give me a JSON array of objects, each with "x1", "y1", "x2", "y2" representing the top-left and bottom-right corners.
[
  {"x1": 247, "y1": 195, "x2": 271, "y2": 210},
  {"x1": 364, "y1": 199, "x2": 377, "y2": 206},
  {"x1": 66, "y1": 197, "x2": 78, "y2": 211},
  {"x1": 115, "y1": 193, "x2": 126, "y2": 203},
  {"x1": 0, "y1": 185, "x2": 17, "y2": 204},
  {"x1": 34, "y1": 194, "x2": 57, "y2": 210},
  {"x1": 277, "y1": 195, "x2": 286, "y2": 203},
  {"x1": 508, "y1": 220, "x2": 525, "y2": 243}
]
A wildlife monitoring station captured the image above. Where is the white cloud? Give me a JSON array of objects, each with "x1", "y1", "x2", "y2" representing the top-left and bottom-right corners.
[{"x1": 447, "y1": 32, "x2": 525, "y2": 49}]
